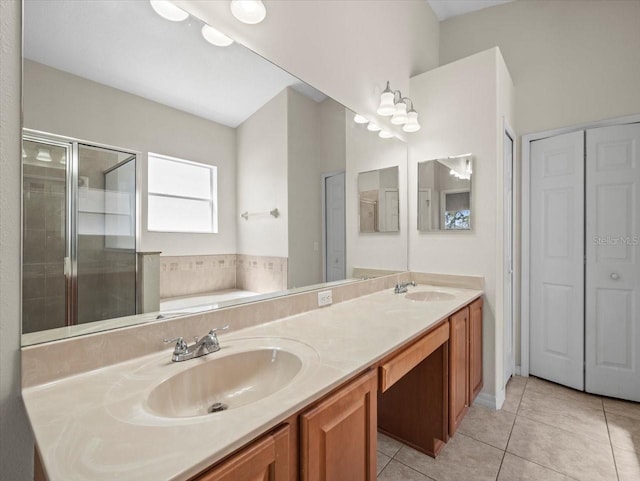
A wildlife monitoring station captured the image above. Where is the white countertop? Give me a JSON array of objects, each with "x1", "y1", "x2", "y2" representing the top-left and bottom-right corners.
[{"x1": 22, "y1": 284, "x2": 482, "y2": 481}]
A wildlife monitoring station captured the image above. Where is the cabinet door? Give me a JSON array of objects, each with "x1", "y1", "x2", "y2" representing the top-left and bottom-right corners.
[
  {"x1": 301, "y1": 370, "x2": 377, "y2": 481},
  {"x1": 469, "y1": 298, "x2": 483, "y2": 403},
  {"x1": 449, "y1": 306, "x2": 469, "y2": 436},
  {"x1": 195, "y1": 424, "x2": 290, "y2": 481}
]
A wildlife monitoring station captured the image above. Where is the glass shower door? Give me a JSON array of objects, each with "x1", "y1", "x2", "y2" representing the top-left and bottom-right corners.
[
  {"x1": 22, "y1": 138, "x2": 70, "y2": 333},
  {"x1": 76, "y1": 144, "x2": 137, "y2": 324}
]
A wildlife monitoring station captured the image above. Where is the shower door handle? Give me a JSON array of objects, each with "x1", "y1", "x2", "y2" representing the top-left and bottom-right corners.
[{"x1": 63, "y1": 256, "x2": 71, "y2": 277}]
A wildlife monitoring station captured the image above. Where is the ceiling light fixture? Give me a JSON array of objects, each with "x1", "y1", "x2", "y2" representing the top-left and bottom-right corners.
[
  {"x1": 379, "y1": 130, "x2": 394, "y2": 139},
  {"x1": 353, "y1": 114, "x2": 368, "y2": 124},
  {"x1": 377, "y1": 80, "x2": 420, "y2": 132},
  {"x1": 230, "y1": 0, "x2": 266, "y2": 24},
  {"x1": 201, "y1": 24, "x2": 234, "y2": 47},
  {"x1": 36, "y1": 148, "x2": 52, "y2": 162},
  {"x1": 149, "y1": 0, "x2": 189, "y2": 22},
  {"x1": 367, "y1": 122, "x2": 381, "y2": 132}
]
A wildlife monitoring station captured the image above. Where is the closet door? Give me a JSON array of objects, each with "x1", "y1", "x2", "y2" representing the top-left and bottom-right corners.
[
  {"x1": 585, "y1": 123, "x2": 640, "y2": 402},
  {"x1": 530, "y1": 131, "x2": 585, "y2": 390}
]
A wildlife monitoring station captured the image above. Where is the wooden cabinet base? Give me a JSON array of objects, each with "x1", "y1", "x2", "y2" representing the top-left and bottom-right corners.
[{"x1": 378, "y1": 343, "x2": 449, "y2": 457}]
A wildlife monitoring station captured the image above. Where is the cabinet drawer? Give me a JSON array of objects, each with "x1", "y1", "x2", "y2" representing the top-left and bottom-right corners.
[{"x1": 379, "y1": 322, "x2": 449, "y2": 393}]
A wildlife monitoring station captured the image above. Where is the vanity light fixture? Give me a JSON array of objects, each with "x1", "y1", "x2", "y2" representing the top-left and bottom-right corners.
[
  {"x1": 367, "y1": 122, "x2": 381, "y2": 132},
  {"x1": 379, "y1": 130, "x2": 394, "y2": 139},
  {"x1": 377, "y1": 81, "x2": 421, "y2": 132},
  {"x1": 36, "y1": 148, "x2": 52, "y2": 162},
  {"x1": 230, "y1": 0, "x2": 266, "y2": 24},
  {"x1": 149, "y1": 0, "x2": 189, "y2": 22},
  {"x1": 201, "y1": 24, "x2": 234, "y2": 47},
  {"x1": 353, "y1": 113, "x2": 368, "y2": 124}
]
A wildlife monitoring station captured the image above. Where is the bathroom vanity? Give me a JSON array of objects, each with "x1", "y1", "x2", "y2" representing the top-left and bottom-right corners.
[{"x1": 23, "y1": 279, "x2": 482, "y2": 481}]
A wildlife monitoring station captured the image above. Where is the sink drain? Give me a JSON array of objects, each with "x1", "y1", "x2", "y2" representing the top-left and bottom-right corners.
[{"x1": 208, "y1": 402, "x2": 228, "y2": 413}]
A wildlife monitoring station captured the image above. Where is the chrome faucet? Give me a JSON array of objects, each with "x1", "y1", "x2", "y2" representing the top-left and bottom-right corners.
[
  {"x1": 394, "y1": 281, "x2": 417, "y2": 294},
  {"x1": 163, "y1": 325, "x2": 229, "y2": 362}
]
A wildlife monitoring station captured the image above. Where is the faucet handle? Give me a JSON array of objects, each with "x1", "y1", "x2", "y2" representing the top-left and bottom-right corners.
[
  {"x1": 209, "y1": 325, "x2": 229, "y2": 335},
  {"x1": 163, "y1": 336, "x2": 187, "y2": 352}
]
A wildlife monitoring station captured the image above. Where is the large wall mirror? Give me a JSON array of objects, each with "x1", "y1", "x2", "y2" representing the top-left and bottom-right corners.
[
  {"x1": 417, "y1": 155, "x2": 473, "y2": 232},
  {"x1": 21, "y1": 0, "x2": 408, "y2": 345}
]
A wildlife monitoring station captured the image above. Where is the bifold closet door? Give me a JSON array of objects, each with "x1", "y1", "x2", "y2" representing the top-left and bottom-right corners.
[
  {"x1": 585, "y1": 123, "x2": 640, "y2": 402},
  {"x1": 530, "y1": 131, "x2": 585, "y2": 390}
]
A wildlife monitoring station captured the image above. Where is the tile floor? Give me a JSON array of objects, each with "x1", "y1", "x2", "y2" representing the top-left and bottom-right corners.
[{"x1": 376, "y1": 376, "x2": 640, "y2": 481}]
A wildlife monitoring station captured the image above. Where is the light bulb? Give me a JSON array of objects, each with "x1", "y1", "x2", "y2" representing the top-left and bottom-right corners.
[
  {"x1": 353, "y1": 114, "x2": 368, "y2": 124},
  {"x1": 149, "y1": 0, "x2": 189, "y2": 21},
  {"x1": 377, "y1": 82, "x2": 396, "y2": 116},
  {"x1": 201, "y1": 24, "x2": 234, "y2": 47},
  {"x1": 230, "y1": 0, "x2": 266, "y2": 24},
  {"x1": 367, "y1": 122, "x2": 381, "y2": 132},
  {"x1": 391, "y1": 100, "x2": 408, "y2": 125},
  {"x1": 379, "y1": 130, "x2": 394, "y2": 139},
  {"x1": 402, "y1": 110, "x2": 420, "y2": 132},
  {"x1": 36, "y1": 148, "x2": 52, "y2": 162}
]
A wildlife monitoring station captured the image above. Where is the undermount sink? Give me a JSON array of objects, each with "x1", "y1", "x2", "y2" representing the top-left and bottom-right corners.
[
  {"x1": 405, "y1": 291, "x2": 456, "y2": 302},
  {"x1": 146, "y1": 348, "x2": 302, "y2": 418}
]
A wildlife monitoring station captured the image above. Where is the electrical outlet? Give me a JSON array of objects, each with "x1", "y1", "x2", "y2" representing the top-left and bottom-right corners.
[{"x1": 317, "y1": 290, "x2": 333, "y2": 307}]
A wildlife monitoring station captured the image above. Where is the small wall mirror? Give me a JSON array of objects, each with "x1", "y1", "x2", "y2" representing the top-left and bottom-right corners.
[
  {"x1": 417, "y1": 155, "x2": 473, "y2": 232},
  {"x1": 358, "y1": 166, "x2": 400, "y2": 233}
]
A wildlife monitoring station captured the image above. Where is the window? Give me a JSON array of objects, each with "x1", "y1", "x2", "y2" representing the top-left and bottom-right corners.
[{"x1": 147, "y1": 153, "x2": 217, "y2": 233}]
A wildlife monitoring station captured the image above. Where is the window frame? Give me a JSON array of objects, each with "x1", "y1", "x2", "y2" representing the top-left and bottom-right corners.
[{"x1": 146, "y1": 152, "x2": 218, "y2": 234}]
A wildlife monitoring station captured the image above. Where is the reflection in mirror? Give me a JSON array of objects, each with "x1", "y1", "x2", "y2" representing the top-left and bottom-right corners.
[
  {"x1": 417, "y1": 155, "x2": 473, "y2": 232},
  {"x1": 357, "y1": 167, "x2": 400, "y2": 233},
  {"x1": 21, "y1": 0, "x2": 376, "y2": 345}
]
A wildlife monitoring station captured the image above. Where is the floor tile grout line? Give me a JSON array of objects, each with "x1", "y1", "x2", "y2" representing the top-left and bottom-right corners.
[
  {"x1": 384, "y1": 457, "x2": 438, "y2": 481},
  {"x1": 455, "y1": 431, "x2": 508, "y2": 453},
  {"x1": 603, "y1": 411, "x2": 621, "y2": 481},
  {"x1": 504, "y1": 451, "x2": 583, "y2": 481},
  {"x1": 495, "y1": 380, "x2": 523, "y2": 481},
  {"x1": 376, "y1": 452, "x2": 392, "y2": 479},
  {"x1": 513, "y1": 410, "x2": 612, "y2": 446}
]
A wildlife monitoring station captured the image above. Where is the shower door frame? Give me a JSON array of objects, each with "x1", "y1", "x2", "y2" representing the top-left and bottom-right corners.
[{"x1": 22, "y1": 128, "x2": 141, "y2": 327}]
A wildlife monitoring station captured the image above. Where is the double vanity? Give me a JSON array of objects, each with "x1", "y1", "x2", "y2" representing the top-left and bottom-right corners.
[{"x1": 23, "y1": 277, "x2": 483, "y2": 481}]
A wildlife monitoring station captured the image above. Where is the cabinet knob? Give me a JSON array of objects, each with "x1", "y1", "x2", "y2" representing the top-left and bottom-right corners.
[{"x1": 611, "y1": 273, "x2": 620, "y2": 280}]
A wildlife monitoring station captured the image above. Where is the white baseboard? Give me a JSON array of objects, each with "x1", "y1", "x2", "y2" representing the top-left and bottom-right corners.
[
  {"x1": 515, "y1": 365, "x2": 521, "y2": 376},
  {"x1": 473, "y1": 387, "x2": 505, "y2": 410}
]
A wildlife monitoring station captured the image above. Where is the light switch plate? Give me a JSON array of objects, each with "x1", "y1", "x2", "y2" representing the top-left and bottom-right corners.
[{"x1": 317, "y1": 290, "x2": 333, "y2": 307}]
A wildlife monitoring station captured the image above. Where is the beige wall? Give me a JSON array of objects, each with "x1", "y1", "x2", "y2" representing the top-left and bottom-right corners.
[
  {"x1": 175, "y1": 0, "x2": 440, "y2": 137},
  {"x1": 439, "y1": 0, "x2": 640, "y2": 136},
  {"x1": 23, "y1": 60, "x2": 237, "y2": 257},
  {"x1": 0, "y1": 3, "x2": 34, "y2": 480},
  {"x1": 236, "y1": 89, "x2": 289, "y2": 257},
  {"x1": 408, "y1": 48, "x2": 515, "y2": 406}
]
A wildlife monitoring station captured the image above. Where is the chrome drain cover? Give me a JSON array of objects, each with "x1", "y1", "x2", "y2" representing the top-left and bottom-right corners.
[{"x1": 208, "y1": 402, "x2": 228, "y2": 413}]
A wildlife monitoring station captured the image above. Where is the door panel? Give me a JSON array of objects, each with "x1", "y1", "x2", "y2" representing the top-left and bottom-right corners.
[
  {"x1": 586, "y1": 123, "x2": 640, "y2": 401},
  {"x1": 530, "y1": 131, "x2": 585, "y2": 390},
  {"x1": 325, "y1": 172, "x2": 346, "y2": 282}
]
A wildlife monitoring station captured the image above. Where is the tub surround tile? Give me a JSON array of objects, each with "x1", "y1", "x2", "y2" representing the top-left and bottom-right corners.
[
  {"x1": 507, "y1": 416, "x2": 617, "y2": 481},
  {"x1": 497, "y1": 453, "x2": 574, "y2": 481},
  {"x1": 458, "y1": 404, "x2": 516, "y2": 450},
  {"x1": 395, "y1": 434, "x2": 503, "y2": 481}
]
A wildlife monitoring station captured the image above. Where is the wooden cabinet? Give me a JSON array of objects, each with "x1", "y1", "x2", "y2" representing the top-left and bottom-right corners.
[
  {"x1": 193, "y1": 424, "x2": 291, "y2": 481},
  {"x1": 469, "y1": 298, "x2": 483, "y2": 403},
  {"x1": 377, "y1": 322, "x2": 449, "y2": 457},
  {"x1": 449, "y1": 306, "x2": 469, "y2": 436},
  {"x1": 301, "y1": 370, "x2": 377, "y2": 481}
]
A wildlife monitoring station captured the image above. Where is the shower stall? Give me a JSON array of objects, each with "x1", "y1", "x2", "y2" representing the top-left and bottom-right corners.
[{"x1": 22, "y1": 131, "x2": 138, "y2": 334}]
